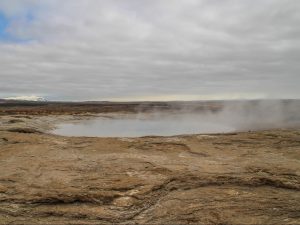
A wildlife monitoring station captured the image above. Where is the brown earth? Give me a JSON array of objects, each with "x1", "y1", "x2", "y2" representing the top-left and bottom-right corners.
[{"x1": 0, "y1": 102, "x2": 300, "y2": 224}]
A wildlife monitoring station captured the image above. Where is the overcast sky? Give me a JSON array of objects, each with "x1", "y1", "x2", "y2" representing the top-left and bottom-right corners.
[{"x1": 0, "y1": 0, "x2": 299, "y2": 101}]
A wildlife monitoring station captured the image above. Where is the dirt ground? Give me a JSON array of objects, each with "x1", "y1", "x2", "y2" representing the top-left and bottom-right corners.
[{"x1": 0, "y1": 105, "x2": 300, "y2": 224}]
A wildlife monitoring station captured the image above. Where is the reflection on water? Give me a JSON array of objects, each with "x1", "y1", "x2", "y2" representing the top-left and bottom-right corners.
[
  {"x1": 51, "y1": 106, "x2": 300, "y2": 137},
  {"x1": 53, "y1": 114, "x2": 237, "y2": 137}
]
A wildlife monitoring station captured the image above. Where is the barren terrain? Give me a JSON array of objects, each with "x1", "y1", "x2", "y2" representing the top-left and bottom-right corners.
[{"x1": 0, "y1": 100, "x2": 299, "y2": 224}]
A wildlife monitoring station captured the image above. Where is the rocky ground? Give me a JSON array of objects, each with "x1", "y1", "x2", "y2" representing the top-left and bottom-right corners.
[{"x1": 0, "y1": 111, "x2": 300, "y2": 224}]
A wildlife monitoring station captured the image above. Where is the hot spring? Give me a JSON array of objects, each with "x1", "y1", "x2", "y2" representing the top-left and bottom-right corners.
[
  {"x1": 52, "y1": 113, "x2": 236, "y2": 137},
  {"x1": 51, "y1": 101, "x2": 300, "y2": 137}
]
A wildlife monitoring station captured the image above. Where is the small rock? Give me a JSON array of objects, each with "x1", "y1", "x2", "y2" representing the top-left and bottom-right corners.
[{"x1": 113, "y1": 196, "x2": 135, "y2": 207}]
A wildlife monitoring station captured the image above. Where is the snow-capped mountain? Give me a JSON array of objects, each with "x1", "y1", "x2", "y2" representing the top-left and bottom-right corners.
[{"x1": 3, "y1": 95, "x2": 46, "y2": 101}]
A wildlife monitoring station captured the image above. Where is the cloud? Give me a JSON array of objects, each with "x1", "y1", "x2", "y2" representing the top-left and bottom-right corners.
[
  {"x1": 0, "y1": 0, "x2": 299, "y2": 100},
  {"x1": 0, "y1": 0, "x2": 38, "y2": 17}
]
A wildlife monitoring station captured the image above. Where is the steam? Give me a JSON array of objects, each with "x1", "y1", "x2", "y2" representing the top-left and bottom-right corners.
[
  {"x1": 214, "y1": 100, "x2": 300, "y2": 131},
  {"x1": 136, "y1": 99, "x2": 300, "y2": 131},
  {"x1": 53, "y1": 100, "x2": 300, "y2": 137}
]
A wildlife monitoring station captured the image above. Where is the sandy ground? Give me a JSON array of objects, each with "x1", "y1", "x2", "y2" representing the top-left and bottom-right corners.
[{"x1": 0, "y1": 114, "x2": 300, "y2": 224}]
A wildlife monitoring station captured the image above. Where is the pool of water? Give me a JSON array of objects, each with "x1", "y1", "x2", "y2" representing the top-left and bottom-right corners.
[
  {"x1": 52, "y1": 113, "x2": 239, "y2": 137},
  {"x1": 52, "y1": 113, "x2": 300, "y2": 137},
  {"x1": 51, "y1": 101, "x2": 300, "y2": 137}
]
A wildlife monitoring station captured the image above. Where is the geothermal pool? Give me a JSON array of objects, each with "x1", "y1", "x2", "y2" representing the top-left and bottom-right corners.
[
  {"x1": 52, "y1": 114, "x2": 237, "y2": 137},
  {"x1": 51, "y1": 107, "x2": 300, "y2": 137}
]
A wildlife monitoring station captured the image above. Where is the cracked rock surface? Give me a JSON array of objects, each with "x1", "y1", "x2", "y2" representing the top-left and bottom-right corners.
[{"x1": 0, "y1": 115, "x2": 300, "y2": 224}]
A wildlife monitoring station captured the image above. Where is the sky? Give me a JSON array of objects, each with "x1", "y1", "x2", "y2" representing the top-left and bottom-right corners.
[{"x1": 0, "y1": 0, "x2": 299, "y2": 101}]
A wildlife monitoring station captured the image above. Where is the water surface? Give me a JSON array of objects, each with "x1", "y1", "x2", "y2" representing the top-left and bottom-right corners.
[
  {"x1": 52, "y1": 113, "x2": 237, "y2": 137},
  {"x1": 52, "y1": 102, "x2": 300, "y2": 137}
]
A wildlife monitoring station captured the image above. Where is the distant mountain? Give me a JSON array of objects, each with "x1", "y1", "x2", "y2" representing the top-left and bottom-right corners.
[{"x1": 3, "y1": 95, "x2": 46, "y2": 102}]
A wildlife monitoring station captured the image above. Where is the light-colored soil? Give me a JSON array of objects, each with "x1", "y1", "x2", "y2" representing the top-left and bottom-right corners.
[{"x1": 0, "y1": 114, "x2": 300, "y2": 224}]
